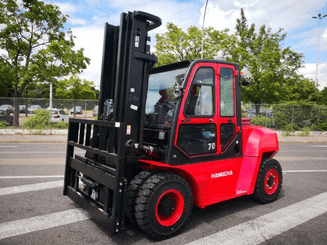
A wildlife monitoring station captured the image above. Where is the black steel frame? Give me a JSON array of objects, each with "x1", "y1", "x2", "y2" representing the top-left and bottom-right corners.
[
  {"x1": 63, "y1": 118, "x2": 128, "y2": 234},
  {"x1": 63, "y1": 11, "x2": 162, "y2": 235}
]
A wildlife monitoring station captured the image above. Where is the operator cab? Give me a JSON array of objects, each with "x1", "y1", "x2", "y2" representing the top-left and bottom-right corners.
[{"x1": 143, "y1": 60, "x2": 242, "y2": 165}]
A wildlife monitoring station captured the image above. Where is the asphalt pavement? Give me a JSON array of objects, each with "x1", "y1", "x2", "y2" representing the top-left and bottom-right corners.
[
  {"x1": 1, "y1": 142, "x2": 327, "y2": 244},
  {"x1": 1, "y1": 134, "x2": 327, "y2": 143}
]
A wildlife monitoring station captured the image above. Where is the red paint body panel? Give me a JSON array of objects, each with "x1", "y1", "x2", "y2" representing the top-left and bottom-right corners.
[
  {"x1": 140, "y1": 158, "x2": 243, "y2": 208},
  {"x1": 140, "y1": 125, "x2": 279, "y2": 209},
  {"x1": 242, "y1": 125, "x2": 279, "y2": 157}
]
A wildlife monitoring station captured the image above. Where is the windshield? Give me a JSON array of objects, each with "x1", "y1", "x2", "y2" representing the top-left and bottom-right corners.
[{"x1": 145, "y1": 67, "x2": 188, "y2": 128}]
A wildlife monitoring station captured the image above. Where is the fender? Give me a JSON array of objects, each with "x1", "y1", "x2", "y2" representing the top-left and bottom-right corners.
[
  {"x1": 242, "y1": 125, "x2": 279, "y2": 157},
  {"x1": 236, "y1": 125, "x2": 279, "y2": 195}
]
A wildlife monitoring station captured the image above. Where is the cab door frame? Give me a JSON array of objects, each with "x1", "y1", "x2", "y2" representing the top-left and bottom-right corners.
[
  {"x1": 175, "y1": 62, "x2": 219, "y2": 157},
  {"x1": 216, "y1": 63, "x2": 239, "y2": 153},
  {"x1": 166, "y1": 60, "x2": 243, "y2": 165}
]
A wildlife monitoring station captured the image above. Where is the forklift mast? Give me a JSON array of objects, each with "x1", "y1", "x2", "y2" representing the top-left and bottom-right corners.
[
  {"x1": 98, "y1": 11, "x2": 161, "y2": 146},
  {"x1": 63, "y1": 11, "x2": 161, "y2": 235}
]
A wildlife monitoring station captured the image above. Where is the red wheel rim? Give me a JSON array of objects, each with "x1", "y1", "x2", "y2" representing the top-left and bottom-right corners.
[
  {"x1": 264, "y1": 168, "x2": 279, "y2": 195},
  {"x1": 155, "y1": 189, "x2": 184, "y2": 226}
]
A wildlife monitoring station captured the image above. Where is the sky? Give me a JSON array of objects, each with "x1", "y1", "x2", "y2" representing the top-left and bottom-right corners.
[{"x1": 47, "y1": 0, "x2": 327, "y2": 90}]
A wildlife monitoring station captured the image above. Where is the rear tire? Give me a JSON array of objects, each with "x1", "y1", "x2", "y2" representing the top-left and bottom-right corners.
[
  {"x1": 125, "y1": 170, "x2": 158, "y2": 225},
  {"x1": 253, "y1": 158, "x2": 282, "y2": 204},
  {"x1": 135, "y1": 172, "x2": 193, "y2": 240}
]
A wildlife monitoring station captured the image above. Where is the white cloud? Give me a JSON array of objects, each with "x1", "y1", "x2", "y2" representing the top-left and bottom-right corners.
[
  {"x1": 198, "y1": 0, "x2": 327, "y2": 91},
  {"x1": 68, "y1": 18, "x2": 89, "y2": 26},
  {"x1": 291, "y1": 27, "x2": 327, "y2": 54},
  {"x1": 298, "y1": 62, "x2": 327, "y2": 90},
  {"x1": 71, "y1": 25, "x2": 104, "y2": 85},
  {"x1": 69, "y1": 0, "x2": 202, "y2": 86},
  {"x1": 200, "y1": 2, "x2": 239, "y2": 31},
  {"x1": 54, "y1": 2, "x2": 78, "y2": 14},
  {"x1": 201, "y1": 0, "x2": 326, "y2": 32}
]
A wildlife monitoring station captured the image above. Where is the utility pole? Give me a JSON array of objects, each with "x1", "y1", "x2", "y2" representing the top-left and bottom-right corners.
[
  {"x1": 201, "y1": 0, "x2": 209, "y2": 59},
  {"x1": 50, "y1": 0, "x2": 53, "y2": 119},
  {"x1": 312, "y1": 13, "x2": 327, "y2": 87}
]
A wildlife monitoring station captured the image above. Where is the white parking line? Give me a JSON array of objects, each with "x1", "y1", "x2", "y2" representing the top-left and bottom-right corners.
[
  {"x1": 0, "y1": 181, "x2": 63, "y2": 196},
  {"x1": 0, "y1": 146, "x2": 18, "y2": 148},
  {"x1": 187, "y1": 191, "x2": 327, "y2": 245},
  {"x1": 284, "y1": 170, "x2": 327, "y2": 173},
  {"x1": 0, "y1": 189, "x2": 326, "y2": 242},
  {"x1": 0, "y1": 152, "x2": 84, "y2": 154},
  {"x1": 0, "y1": 175, "x2": 64, "y2": 179},
  {"x1": 0, "y1": 209, "x2": 90, "y2": 239}
]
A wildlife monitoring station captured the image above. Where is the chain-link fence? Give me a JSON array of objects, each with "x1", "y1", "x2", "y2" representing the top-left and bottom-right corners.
[
  {"x1": 1, "y1": 97, "x2": 326, "y2": 131},
  {"x1": 0, "y1": 97, "x2": 99, "y2": 128},
  {"x1": 242, "y1": 103, "x2": 327, "y2": 131}
]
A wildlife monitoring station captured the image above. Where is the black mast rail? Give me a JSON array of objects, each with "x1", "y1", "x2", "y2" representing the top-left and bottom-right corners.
[{"x1": 63, "y1": 11, "x2": 161, "y2": 235}]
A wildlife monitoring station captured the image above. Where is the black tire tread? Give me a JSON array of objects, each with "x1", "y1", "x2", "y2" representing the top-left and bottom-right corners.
[
  {"x1": 135, "y1": 172, "x2": 193, "y2": 240},
  {"x1": 253, "y1": 158, "x2": 283, "y2": 204},
  {"x1": 125, "y1": 170, "x2": 158, "y2": 225}
]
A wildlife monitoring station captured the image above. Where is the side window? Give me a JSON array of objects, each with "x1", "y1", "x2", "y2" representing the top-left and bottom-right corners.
[
  {"x1": 221, "y1": 124, "x2": 234, "y2": 150},
  {"x1": 185, "y1": 67, "x2": 214, "y2": 117},
  {"x1": 177, "y1": 124, "x2": 216, "y2": 155},
  {"x1": 220, "y1": 68, "x2": 234, "y2": 117}
]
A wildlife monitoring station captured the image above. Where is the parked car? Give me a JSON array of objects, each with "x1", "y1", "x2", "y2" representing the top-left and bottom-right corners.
[
  {"x1": 0, "y1": 104, "x2": 14, "y2": 113},
  {"x1": 245, "y1": 108, "x2": 256, "y2": 118},
  {"x1": 0, "y1": 110, "x2": 13, "y2": 125},
  {"x1": 19, "y1": 105, "x2": 27, "y2": 113},
  {"x1": 260, "y1": 109, "x2": 273, "y2": 118},
  {"x1": 93, "y1": 105, "x2": 98, "y2": 117},
  {"x1": 46, "y1": 107, "x2": 60, "y2": 110},
  {"x1": 70, "y1": 106, "x2": 83, "y2": 114},
  {"x1": 50, "y1": 109, "x2": 69, "y2": 122},
  {"x1": 28, "y1": 105, "x2": 42, "y2": 114}
]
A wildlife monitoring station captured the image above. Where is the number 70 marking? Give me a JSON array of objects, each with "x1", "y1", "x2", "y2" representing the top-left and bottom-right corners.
[{"x1": 208, "y1": 143, "x2": 216, "y2": 150}]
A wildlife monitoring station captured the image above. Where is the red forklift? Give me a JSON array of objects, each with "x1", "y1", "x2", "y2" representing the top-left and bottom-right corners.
[{"x1": 63, "y1": 11, "x2": 282, "y2": 240}]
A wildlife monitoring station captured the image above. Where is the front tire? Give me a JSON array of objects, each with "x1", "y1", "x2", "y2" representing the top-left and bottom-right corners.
[
  {"x1": 125, "y1": 170, "x2": 158, "y2": 225},
  {"x1": 253, "y1": 158, "x2": 283, "y2": 204},
  {"x1": 135, "y1": 172, "x2": 193, "y2": 240}
]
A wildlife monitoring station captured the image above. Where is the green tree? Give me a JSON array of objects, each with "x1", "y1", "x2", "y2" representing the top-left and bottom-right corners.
[
  {"x1": 228, "y1": 9, "x2": 304, "y2": 114},
  {"x1": 0, "y1": 0, "x2": 90, "y2": 125},
  {"x1": 282, "y1": 75, "x2": 319, "y2": 102},
  {"x1": 320, "y1": 87, "x2": 327, "y2": 105},
  {"x1": 55, "y1": 75, "x2": 97, "y2": 100},
  {"x1": 155, "y1": 23, "x2": 230, "y2": 66}
]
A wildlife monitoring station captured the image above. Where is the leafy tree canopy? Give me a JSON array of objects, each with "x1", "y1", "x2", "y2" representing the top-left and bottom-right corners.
[
  {"x1": 154, "y1": 9, "x2": 311, "y2": 112},
  {"x1": 282, "y1": 75, "x2": 319, "y2": 103},
  {"x1": 0, "y1": 0, "x2": 90, "y2": 124},
  {"x1": 319, "y1": 87, "x2": 327, "y2": 105},
  {"x1": 55, "y1": 74, "x2": 97, "y2": 100},
  {"x1": 227, "y1": 9, "x2": 304, "y2": 113},
  {"x1": 155, "y1": 23, "x2": 231, "y2": 66}
]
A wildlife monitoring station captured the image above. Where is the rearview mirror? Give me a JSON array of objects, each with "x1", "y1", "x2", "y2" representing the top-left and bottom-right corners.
[
  {"x1": 241, "y1": 79, "x2": 250, "y2": 86},
  {"x1": 174, "y1": 81, "x2": 183, "y2": 98},
  {"x1": 240, "y1": 68, "x2": 251, "y2": 86},
  {"x1": 174, "y1": 74, "x2": 184, "y2": 98}
]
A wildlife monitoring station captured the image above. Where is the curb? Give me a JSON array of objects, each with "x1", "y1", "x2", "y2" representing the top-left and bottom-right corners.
[
  {"x1": 276, "y1": 131, "x2": 327, "y2": 137},
  {"x1": 0, "y1": 140, "x2": 67, "y2": 143},
  {"x1": 0, "y1": 129, "x2": 68, "y2": 135},
  {"x1": 278, "y1": 140, "x2": 327, "y2": 144}
]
